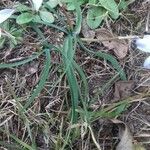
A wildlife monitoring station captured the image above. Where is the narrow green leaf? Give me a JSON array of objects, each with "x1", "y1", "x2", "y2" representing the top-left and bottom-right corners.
[
  {"x1": 0, "y1": 128, "x2": 34, "y2": 150},
  {"x1": 22, "y1": 49, "x2": 51, "y2": 110},
  {"x1": 78, "y1": 39, "x2": 127, "y2": 81},
  {"x1": 87, "y1": 6, "x2": 107, "y2": 29},
  {"x1": 73, "y1": 1, "x2": 82, "y2": 34},
  {"x1": 0, "y1": 141, "x2": 22, "y2": 150},
  {"x1": 39, "y1": 11, "x2": 55, "y2": 23},
  {"x1": 32, "y1": 20, "x2": 68, "y2": 34},
  {"x1": 62, "y1": 35, "x2": 79, "y2": 123},
  {"x1": 16, "y1": 12, "x2": 33, "y2": 24},
  {"x1": 73, "y1": 61, "x2": 89, "y2": 101},
  {"x1": 0, "y1": 52, "x2": 42, "y2": 69},
  {"x1": 0, "y1": 38, "x2": 5, "y2": 48},
  {"x1": 91, "y1": 101, "x2": 129, "y2": 121},
  {"x1": 94, "y1": 51, "x2": 127, "y2": 80}
]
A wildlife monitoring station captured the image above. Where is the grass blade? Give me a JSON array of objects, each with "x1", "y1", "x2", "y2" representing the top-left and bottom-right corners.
[
  {"x1": 32, "y1": 20, "x2": 68, "y2": 34},
  {"x1": 78, "y1": 39, "x2": 127, "y2": 80},
  {"x1": 94, "y1": 51, "x2": 127, "y2": 80},
  {"x1": 31, "y1": 23, "x2": 61, "y2": 52},
  {"x1": 0, "y1": 52, "x2": 42, "y2": 69},
  {"x1": 73, "y1": 1, "x2": 82, "y2": 34},
  {"x1": 22, "y1": 48, "x2": 51, "y2": 110},
  {"x1": 0, "y1": 128, "x2": 34, "y2": 150},
  {"x1": 0, "y1": 141, "x2": 22, "y2": 150},
  {"x1": 62, "y1": 35, "x2": 79, "y2": 123},
  {"x1": 73, "y1": 61, "x2": 89, "y2": 101}
]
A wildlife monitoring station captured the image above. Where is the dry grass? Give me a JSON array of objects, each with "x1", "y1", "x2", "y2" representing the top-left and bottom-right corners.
[{"x1": 0, "y1": 0, "x2": 150, "y2": 149}]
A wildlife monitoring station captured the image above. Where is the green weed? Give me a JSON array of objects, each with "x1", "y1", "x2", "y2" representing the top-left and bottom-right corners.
[{"x1": 0, "y1": 0, "x2": 131, "y2": 149}]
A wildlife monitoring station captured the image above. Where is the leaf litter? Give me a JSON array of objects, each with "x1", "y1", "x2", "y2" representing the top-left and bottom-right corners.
[
  {"x1": 0, "y1": 0, "x2": 150, "y2": 150},
  {"x1": 95, "y1": 28, "x2": 128, "y2": 59},
  {"x1": 113, "y1": 80, "x2": 135, "y2": 101},
  {"x1": 111, "y1": 119, "x2": 146, "y2": 150},
  {"x1": 81, "y1": 18, "x2": 95, "y2": 43}
]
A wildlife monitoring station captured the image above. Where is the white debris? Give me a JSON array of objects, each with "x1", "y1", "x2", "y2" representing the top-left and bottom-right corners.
[
  {"x1": 0, "y1": 9, "x2": 15, "y2": 24},
  {"x1": 143, "y1": 56, "x2": 150, "y2": 69},
  {"x1": 31, "y1": 0, "x2": 43, "y2": 11},
  {"x1": 135, "y1": 35, "x2": 150, "y2": 53},
  {"x1": 134, "y1": 34, "x2": 150, "y2": 69}
]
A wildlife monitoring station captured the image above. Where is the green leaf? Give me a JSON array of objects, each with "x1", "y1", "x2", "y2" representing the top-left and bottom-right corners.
[
  {"x1": 39, "y1": 11, "x2": 54, "y2": 23},
  {"x1": 118, "y1": 0, "x2": 128, "y2": 10},
  {"x1": 0, "y1": 128, "x2": 34, "y2": 150},
  {"x1": 112, "y1": 102, "x2": 128, "y2": 116},
  {"x1": 22, "y1": 49, "x2": 51, "y2": 110},
  {"x1": 0, "y1": 52, "x2": 42, "y2": 69},
  {"x1": 87, "y1": 6, "x2": 107, "y2": 29},
  {"x1": 16, "y1": 13, "x2": 33, "y2": 24},
  {"x1": 88, "y1": 0, "x2": 97, "y2": 4},
  {"x1": 61, "y1": 0, "x2": 72, "y2": 2},
  {"x1": 73, "y1": 1, "x2": 82, "y2": 34},
  {"x1": 66, "y1": 2, "x2": 75, "y2": 10},
  {"x1": 15, "y1": 3, "x2": 31, "y2": 12},
  {"x1": 78, "y1": 39, "x2": 127, "y2": 80},
  {"x1": 62, "y1": 35, "x2": 79, "y2": 123},
  {"x1": 94, "y1": 51, "x2": 127, "y2": 80},
  {"x1": 46, "y1": 0, "x2": 59, "y2": 8},
  {"x1": 99, "y1": 0, "x2": 119, "y2": 19},
  {"x1": 32, "y1": 15, "x2": 42, "y2": 23},
  {"x1": 64, "y1": 0, "x2": 87, "y2": 10},
  {"x1": 0, "y1": 38, "x2": 5, "y2": 49}
]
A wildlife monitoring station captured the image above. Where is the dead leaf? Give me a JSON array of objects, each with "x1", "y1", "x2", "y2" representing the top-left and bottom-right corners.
[
  {"x1": 113, "y1": 39, "x2": 128, "y2": 59},
  {"x1": 95, "y1": 28, "x2": 115, "y2": 49},
  {"x1": 114, "y1": 81, "x2": 135, "y2": 100},
  {"x1": 111, "y1": 119, "x2": 133, "y2": 150},
  {"x1": 81, "y1": 19, "x2": 95, "y2": 43},
  {"x1": 95, "y1": 28, "x2": 128, "y2": 59},
  {"x1": 25, "y1": 61, "x2": 39, "y2": 76}
]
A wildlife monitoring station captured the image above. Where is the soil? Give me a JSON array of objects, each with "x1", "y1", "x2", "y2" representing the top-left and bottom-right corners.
[{"x1": 0, "y1": 0, "x2": 150, "y2": 150}]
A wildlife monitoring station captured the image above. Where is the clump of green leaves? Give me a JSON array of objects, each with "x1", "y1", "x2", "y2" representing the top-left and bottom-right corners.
[
  {"x1": 15, "y1": 0, "x2": 131, "y2": 29},
  {"x1": 0, "y1": 21, "x2": 23, "y2": 49},
  {"x1": 0, "y1": 8, "x2": 21, "y2": 49},
  {"x1": 63, "y1": 0, "x2": 130, "y2": 29},
  {"x1": 15, "y1": 0, "x2": 60, "y2": 25}
]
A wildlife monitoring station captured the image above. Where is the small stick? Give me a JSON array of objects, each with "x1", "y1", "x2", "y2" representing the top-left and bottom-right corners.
[
  {"x1": 81, "y1": 35, "x2": 141, "y2": 42},
  {"x1": 145, "y1": 9, "x2": 150, "y2": 32}
]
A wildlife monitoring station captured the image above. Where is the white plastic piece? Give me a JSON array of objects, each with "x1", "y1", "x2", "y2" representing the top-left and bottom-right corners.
[
  {"x1": 31, "y1": 0, "x2": 43, "y2": 11},
  {"x1": 143, "y1": 56, "x2": 150, "y2": 69},
  {"x1": 135, "y1": 35, "x2": 150, "y2": 53},
  {"x1": 0, "y1": 9, "x2": 15, "y2": 24}
]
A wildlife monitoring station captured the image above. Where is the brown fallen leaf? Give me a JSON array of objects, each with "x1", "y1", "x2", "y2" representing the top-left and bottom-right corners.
[
  {"x1": 81, "y1": 19, "x2": 95, "y2": 43},
  {"x1": 111, "y1": 119, "x2": 133, "y2": 150},
  {"x1": 111, "y1": 119, "x2": 146, "y2": 150},
  {"x1": 95, "y1": 28, "x2": 115, "y2": 49},
  {"x1": 95, "y1": 28, "x2": 128, "y2": 59},
  {"x1": 114, "y1": 81, "x2": 135, "y2": 100}
]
